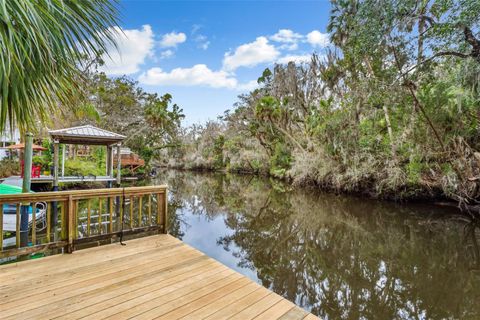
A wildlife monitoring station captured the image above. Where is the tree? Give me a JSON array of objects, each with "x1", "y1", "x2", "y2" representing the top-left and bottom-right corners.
[{"x1": 0, "y1": 0, "x2": 119, "y2": 133}]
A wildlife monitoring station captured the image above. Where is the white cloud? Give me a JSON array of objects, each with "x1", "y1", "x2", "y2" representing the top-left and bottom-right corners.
[
  {"x1": 306, "y1": 30, "x2": 329, "y2": 48},
  {"x1": 99, "y1": 25, "x2": 154, "y2": 76},
  {"x1": 160, "y1": 32, "x2": 187, "y2": 48},
  {"x1": 223, "y1": 37, "x2": 280, "y2": 71},
  {"x1": 199, "y1": 41, "x2": 210, "y2": 50},
  {"x1": 139, "y1": 64, "x2": 238, "y2": 89},
  {"x1": 270, "y1": 29, "x2": 303, "y2": 44},
  {"x1": 236, "y1": 80, "x2": 259, "y2": 91},
  {"x1": 279, "y1": 43, "x2": 298, "y2": 51},
  {"x1": 195, "y1": 34, "x2": 210, "y2": 50},
  {"x1": 277, "y1": 54, "x2": 312, "y2": 64},
  {"x1": 139, "y1": 64, "x2": 258, "y2": 92},
  {"x1": 159, "y1": 50, "x2": 174, "y2": 59}
]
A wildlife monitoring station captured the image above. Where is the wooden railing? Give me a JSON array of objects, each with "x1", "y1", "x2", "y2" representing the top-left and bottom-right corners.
[{"x1": 0, "y1": 186, "x2": 167, "y2": 259}]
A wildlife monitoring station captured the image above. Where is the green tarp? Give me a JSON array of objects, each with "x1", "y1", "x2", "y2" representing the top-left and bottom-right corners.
[{"x1": 0, "y1": 184, "x2": 23, "y2": 195}]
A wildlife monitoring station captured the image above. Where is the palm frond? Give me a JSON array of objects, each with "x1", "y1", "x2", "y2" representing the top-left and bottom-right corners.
[{"x1": 0, "y1": 0, "x2": 120, "y2": 133}]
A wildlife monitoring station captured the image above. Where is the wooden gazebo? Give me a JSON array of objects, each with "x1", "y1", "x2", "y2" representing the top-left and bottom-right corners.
[{"x1": 48, "y1": 125, "x2": 125, "y2": 189}]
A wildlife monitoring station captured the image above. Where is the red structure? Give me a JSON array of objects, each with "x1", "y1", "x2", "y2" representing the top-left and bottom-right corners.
[
  {"x1": 114, "y1": 148, "x2": 145, "y2": 172},
  {"x1": 21, "y1": 161, "x2": 42, "y2": 178}
]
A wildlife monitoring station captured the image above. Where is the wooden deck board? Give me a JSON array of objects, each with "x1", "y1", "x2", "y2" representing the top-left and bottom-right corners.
[{"x1": 0, "y1": 235, "x2": 318, "y2": 320}]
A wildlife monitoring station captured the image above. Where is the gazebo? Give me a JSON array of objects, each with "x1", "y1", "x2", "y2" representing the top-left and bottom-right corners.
[{"x1": 48, "y1": 125, "x2": 125, "y2": 189}]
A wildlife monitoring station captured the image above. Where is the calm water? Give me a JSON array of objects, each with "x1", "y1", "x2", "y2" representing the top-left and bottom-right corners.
[{"x1": 147, "y1": 170, "x2": 480, "y2": 319}]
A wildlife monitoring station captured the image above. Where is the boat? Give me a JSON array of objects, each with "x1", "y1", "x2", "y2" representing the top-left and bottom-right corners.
[{"x1": 1, "y1": 182, "x2": 47, "y2": 249}]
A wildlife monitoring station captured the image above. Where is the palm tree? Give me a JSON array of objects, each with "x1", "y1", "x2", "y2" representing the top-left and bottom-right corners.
[{"x1": 0, "y1": 0, "x2": 119, "y2": 133}]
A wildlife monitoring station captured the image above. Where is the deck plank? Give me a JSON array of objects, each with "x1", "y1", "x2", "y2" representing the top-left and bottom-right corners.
[
  {"x1": 229, "y1": 292, "x2": 285, "y2": 320},
  {"x1": 253, "y1": 299, "x2": 297, "y2": 319},
  {"x1": 0, "y1": 247, "x2": 200, "y2": 316},
  {"x1": 6, "y1": 259, "x2": 216, "y2": 320},
  {"x1": 180, "y1": 282, "x2": 260, "y2": 320},
  {"x1": 0, "y1": 235, "x2": 318, "y2": 320},
  {"x1": 1, "y1": 243, "x2": 186, "y2": 300},
  {"x1": 0, "y1": 234, "x2": 178, "y2": 284}
]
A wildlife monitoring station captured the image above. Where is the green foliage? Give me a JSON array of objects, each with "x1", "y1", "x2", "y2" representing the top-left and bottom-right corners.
[
  {"x1": 269, "y1": 143, "x2": 292, "y2": 178},
  {"x1": 64, "y1": 159, "x2": 104, "y2": 177},
  {"x1": 406, "y1": 156, "x2": 425, "y2": 185},
  {"x1": 92, "y1": 146, "x2": 106, "y2": 171},
  {"x1": 41, "y1": 139, "x2": 52, "y2": 164},
  {"x1": 32, "y1": 155, "x2": 48, "y2": 169},
  {"x1": 213, "y1": 135, "x2": 225, "y2": 169},
  {"x1": 0, "y1": 159, "x2": 20, "y2": 178}
]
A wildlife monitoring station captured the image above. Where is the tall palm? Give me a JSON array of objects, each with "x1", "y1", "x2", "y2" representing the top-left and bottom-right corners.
[{"x1": 0, "y1": 0, "x2": 119, "y2": 133}]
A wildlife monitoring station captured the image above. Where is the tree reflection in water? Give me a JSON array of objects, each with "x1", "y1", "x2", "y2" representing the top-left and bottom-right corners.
[{"x1": 153, "y1": 170, "x2": 480, "y2": 319}]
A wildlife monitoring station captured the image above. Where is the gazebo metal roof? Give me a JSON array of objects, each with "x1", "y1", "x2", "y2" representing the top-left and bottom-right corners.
[{"x1": 49, "y1": 125, "x2": 125, "y2": 145}]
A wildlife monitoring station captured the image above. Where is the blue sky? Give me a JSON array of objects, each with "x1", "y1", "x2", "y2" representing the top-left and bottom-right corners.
[{"x1": 101, "y1": 0, "x2": 331, "y2": 125}]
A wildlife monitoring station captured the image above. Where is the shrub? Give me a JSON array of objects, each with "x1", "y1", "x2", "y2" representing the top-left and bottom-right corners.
[
  {"x1": 0, "y1": 159, "x2": 20, "y2": 178},
  {"x1": 64, "y1": 159, "x2": 104, "y2": 176}
]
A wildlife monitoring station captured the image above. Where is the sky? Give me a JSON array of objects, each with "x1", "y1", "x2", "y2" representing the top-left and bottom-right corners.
[{"x1": 101, "y1": 0, "x2": 332, "y2": 125}]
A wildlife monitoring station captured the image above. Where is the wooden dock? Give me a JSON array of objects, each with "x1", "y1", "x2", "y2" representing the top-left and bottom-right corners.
[{"x1": 0, "y1": 235, "x2": 317, "y2": 319}]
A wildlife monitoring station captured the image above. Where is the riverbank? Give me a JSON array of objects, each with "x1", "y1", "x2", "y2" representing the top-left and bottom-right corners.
[{"x1": 158, "y1": 163, "x2": 473, "y2": 212}]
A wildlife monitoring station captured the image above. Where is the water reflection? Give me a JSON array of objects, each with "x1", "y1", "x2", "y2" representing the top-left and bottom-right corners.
[{"x1": 153, "y1": 170, "x2": 480, "y2": 319}]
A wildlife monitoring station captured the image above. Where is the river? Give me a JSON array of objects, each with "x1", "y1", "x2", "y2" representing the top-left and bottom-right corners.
[{"x1": 140, "y1": 169, "x2": 480, "y2": 319}]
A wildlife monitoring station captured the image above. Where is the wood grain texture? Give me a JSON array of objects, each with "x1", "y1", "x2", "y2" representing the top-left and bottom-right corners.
[{"x1": 0, "y1": 235, "x2": 318, "y2": 320}]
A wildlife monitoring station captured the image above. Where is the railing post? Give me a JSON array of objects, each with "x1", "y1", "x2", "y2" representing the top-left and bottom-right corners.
[
  {"x1": 157, "y1": 191, "x2": 168, "y2": 234},
  {"x1": 163, "y1": 190, "x2": 168, "y2": 234},
  {"x1": 66, "y1": 195, "x2": 75, "y2": 253}
]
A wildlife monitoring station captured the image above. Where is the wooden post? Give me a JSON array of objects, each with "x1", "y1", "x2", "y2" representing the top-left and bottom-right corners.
[
  {"x1": 98, "y1": 198, "x2": 102, "y2": 235},
  {"x1": 105, "y1": 146, "x2": 112, "y2": 176},
  {"x1": 163, "y1": 190, "x2": 168, "y2": 234},
  {"x1": 116, "y1": 144, "x2": 121, "y2": 186},
  {"x1": 53, "y1": 141, "x2": 59, "y2": 190},
  {"x1": 106, "y1": 145, "x2": 113, "y2": 188},
  {"x1": 129, "y1": 196, "x2": 133, "y2": 229},
  {"x1": 21, "y1": 133, "x2": 33, "y2": 247},
  {"x1": 46, "y1": 202, "x2": 51, "y2": 242},
  {"x1": 61, "y1": 144, "x2": 65, "y2": 177},
  {"x1": 138, "y1": 196, "x2": 142, "y2": 227},
  {"x1": 66, "y1": 196, "x2": 74, "y2": 253},
  {"x1": 22, "y1": 133, "x2": 33, "y2": 193},
  {"x1": 110, "y1": 146, "x2": 114, "y2": 181},
  {"x1": 157, "y1": 193, "x2": 168, "y2": 233}
]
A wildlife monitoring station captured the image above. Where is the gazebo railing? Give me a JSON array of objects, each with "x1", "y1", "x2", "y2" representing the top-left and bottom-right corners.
[{"x1": 0, "y1": 186, "x2": 168, "y2": 259}]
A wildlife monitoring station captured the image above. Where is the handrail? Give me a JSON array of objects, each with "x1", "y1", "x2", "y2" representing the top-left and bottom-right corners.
[
  {"x1": 0, "y1": 185, "x2": 167, "y2": 203},
  {"x1": 0, "y1": 185, "x2": 168, "y2": 259}
]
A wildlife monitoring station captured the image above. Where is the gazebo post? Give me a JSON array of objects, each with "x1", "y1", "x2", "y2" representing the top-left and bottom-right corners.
[
  {"x1": 106, "y1": 145, "x2": 113, "y2": 188},
  {"x1": 116, "y1": 144, "x2": 121, "y2": 186},
  {"x1": 61, "y1": 144, "x2": 66, "y2": 178},
  {"x1": 53, "y1": 140, "x2": 59, "y2": 191}
]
